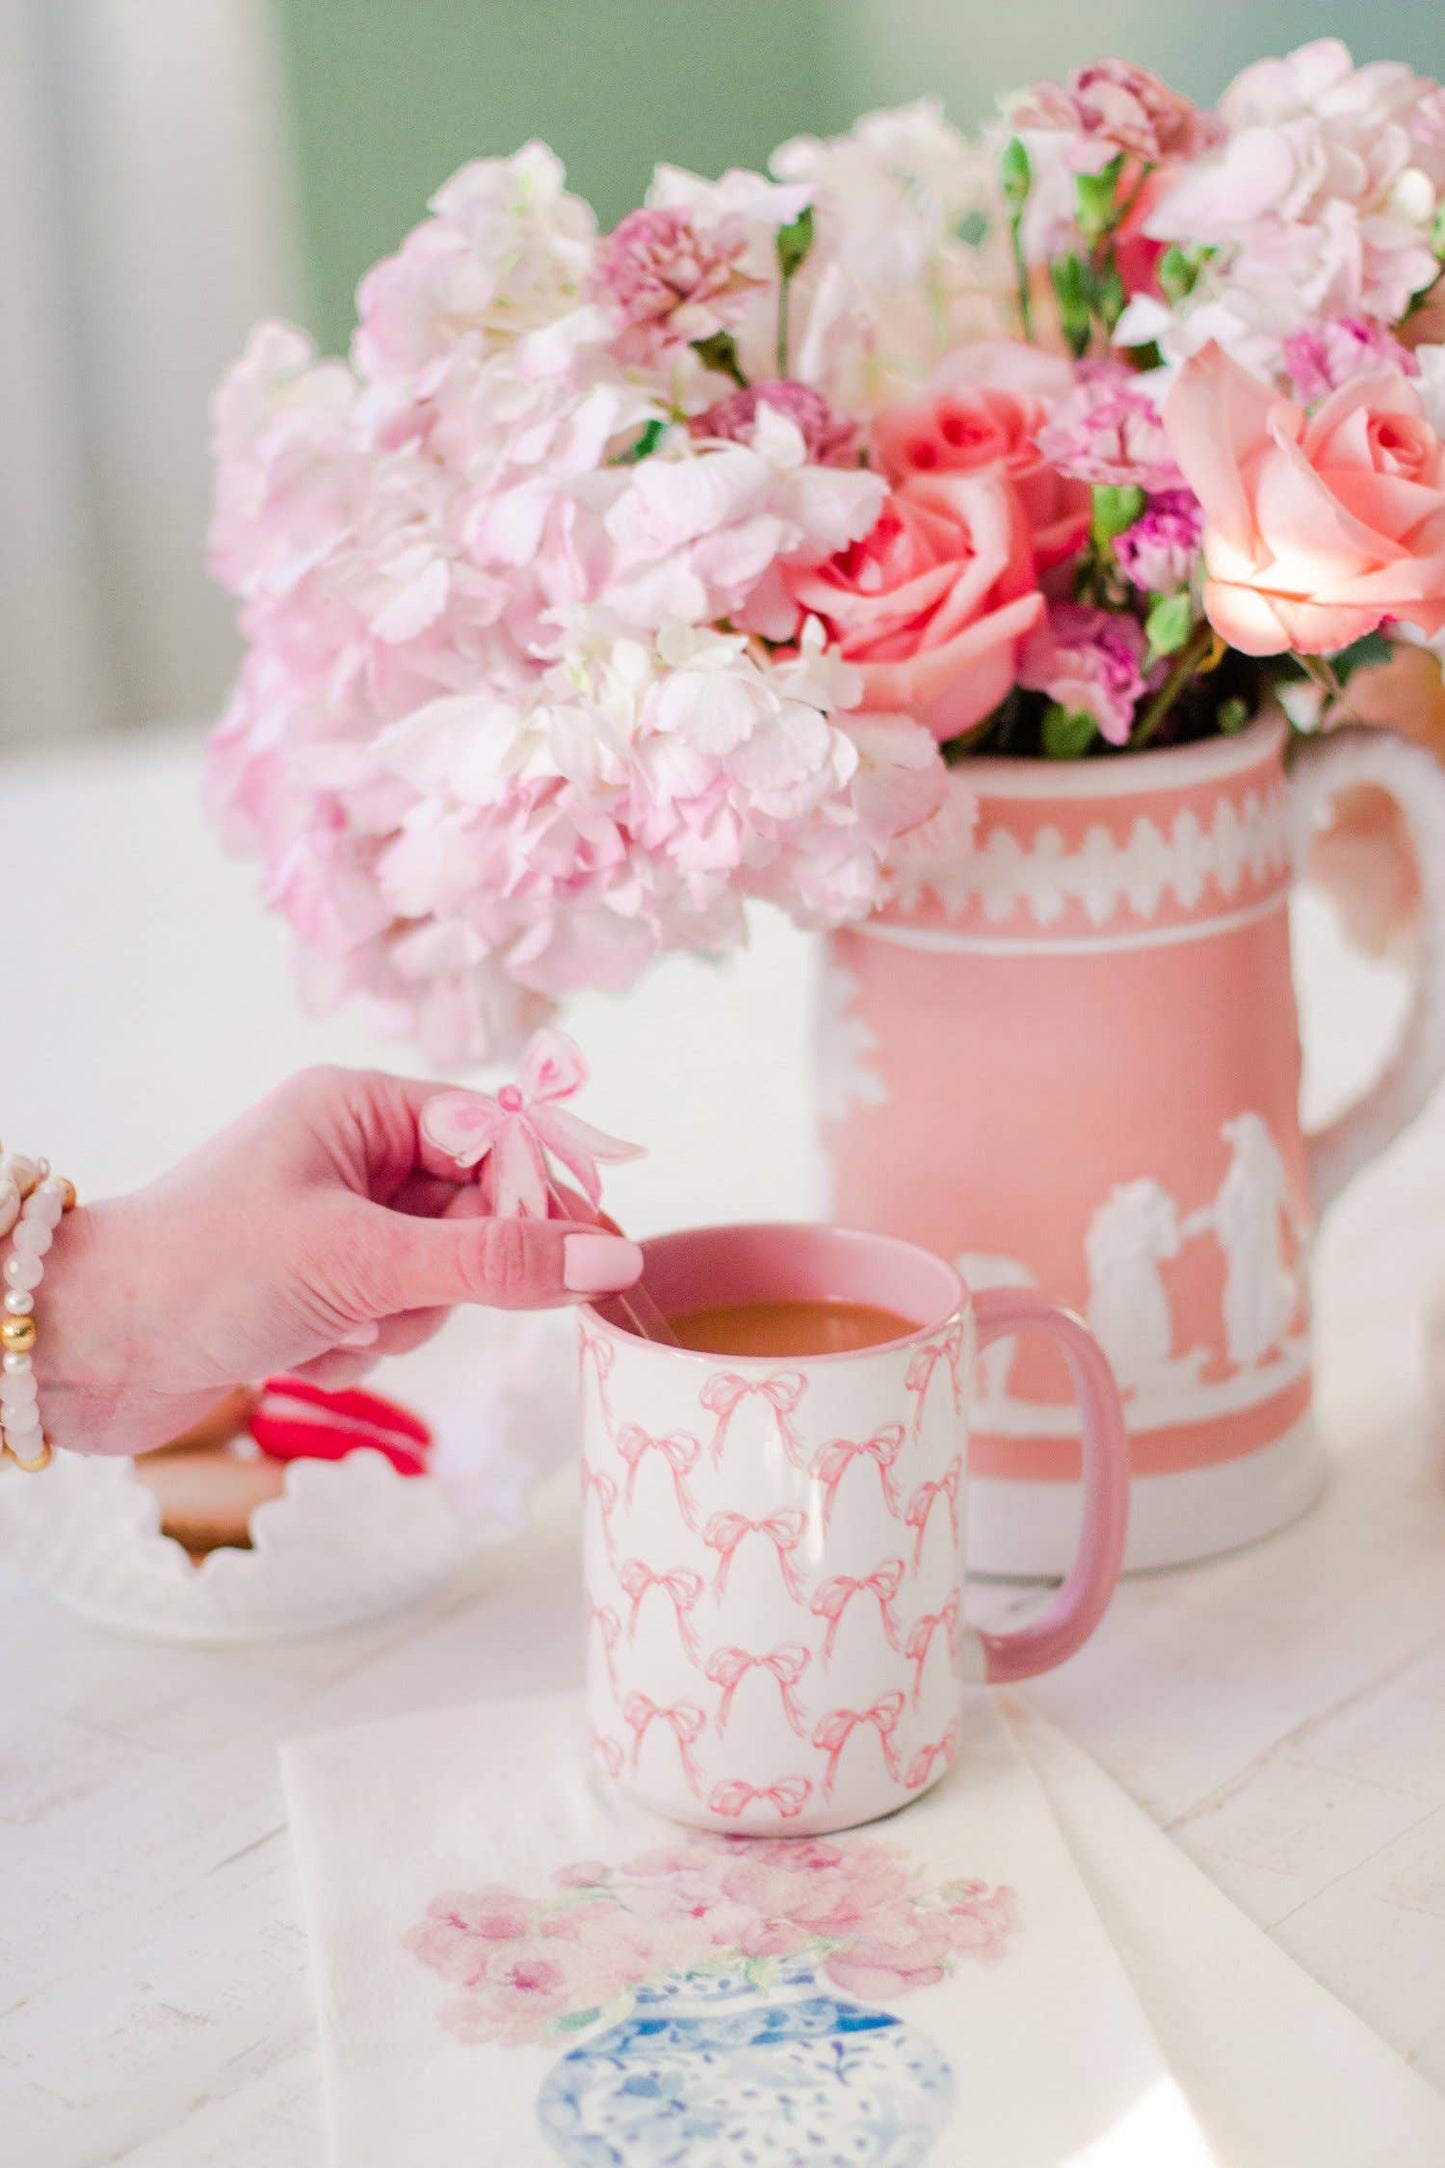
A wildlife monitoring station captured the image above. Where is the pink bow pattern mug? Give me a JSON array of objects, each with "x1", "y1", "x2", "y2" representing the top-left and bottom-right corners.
[{"x1": 581, "y1": 1224, "x2": 1129, "y2": 1835}]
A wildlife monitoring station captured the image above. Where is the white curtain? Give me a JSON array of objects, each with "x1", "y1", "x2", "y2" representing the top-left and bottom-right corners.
[{"x1": 0, "y1": 0, "x2": 305, "y2": 745}]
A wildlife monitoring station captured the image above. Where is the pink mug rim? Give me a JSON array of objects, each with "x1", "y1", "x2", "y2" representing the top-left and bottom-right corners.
[{"x1": 585, "y1": 1220, "x2": 966, "y2": 1368}]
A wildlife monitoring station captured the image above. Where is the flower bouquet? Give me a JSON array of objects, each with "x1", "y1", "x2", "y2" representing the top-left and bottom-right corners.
[{"x1": 209, "y1": 39, "x2": 1445, "y2": 1059}]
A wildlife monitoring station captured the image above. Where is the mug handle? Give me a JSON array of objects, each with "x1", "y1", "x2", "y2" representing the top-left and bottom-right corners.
[
  {"x1": 968, "y1": 1288, "x2": 1130, "y2": 1685},
  {"x1": 1290, "y1": 725, "x2": 1445, "y2": 1215}
]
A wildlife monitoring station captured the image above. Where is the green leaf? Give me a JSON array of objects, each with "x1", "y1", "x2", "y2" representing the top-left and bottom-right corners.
[
  {"x1": 1091, "y1": 483, "x2": 1146, "y2": 547},
  {"x1": 1000, "y1": 136, "x2": 1032, "y2": 206},
  {"x1": 1157, "y1": 244, "x2": 1198, "y2": 305},
  {"x1": 743, "y1": 1956, "x2": 777, "y2": 1992},
  {"x1": 690, "y1": 330, "x2": 747, "y2": 388},
  {"x1": 955, "y1": 207, "x2": 991, "y2": 250},
  {"x1": 1328, "y1": 627, "x2": 1394, "y2": 685},
  {"x1": 1074, "y1": 156, "x2": 1124, "y2": 243},
  {"x1": 1146, "y1": 590, "x2": 1195, "y2": 658},
  {"x1": 614, "y1": 417, "x2": 668, "y2": 466},
  {"x1": 776, "y1": 204, "x2": 815, "y2": 283},
  {"x1": 1043, "y1": 705, "x2": 1099, "y2": 759},
  {"x1": 1433, "y1": 202, "x2": 1445, "y2": 258},
  {"x1": 1217, "y1": 696, "x2": 1251, "y2": 734},
  {"x1": 1050, "y1": 254, "x2": 1092, "y2": 359},
  {"x1": 1093, "y1": 258, "x2": 1127, "y2": 332},
  {"x1": 551, "y1": 2006, "x2": 602, "y2": 2035}
]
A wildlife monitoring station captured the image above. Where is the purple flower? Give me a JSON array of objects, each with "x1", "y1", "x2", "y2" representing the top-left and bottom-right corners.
[
  {"x1": 1019, "y1": 602, "x2": 1151, "y2": 746},
  {"x1": 1283, "y1": 317, "x2": 1420, "y2": 407},
  {"x1": 1035, "y1": 363, "x2": 1182, "y2": 492},
  {"x1": 1113, "y1": 490, "x2": 1203, "y2": 595},
  {"x1": 691, "y1": 379, "x2": 860, "y2": 467}
]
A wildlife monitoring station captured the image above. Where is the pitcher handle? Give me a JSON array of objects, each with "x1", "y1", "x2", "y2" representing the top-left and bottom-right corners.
[
  {"x1": 967, "y1": 1289, "x2": 1130, "y2": 1685},
  {"x1": 1290, "y1": 726, "x2": 1445, "y2": 1216}
]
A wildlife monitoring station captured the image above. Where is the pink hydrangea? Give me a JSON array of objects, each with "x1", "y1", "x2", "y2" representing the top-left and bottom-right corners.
[
  {"x1": 1035, "y1": 363, "x2": 1182, "y2": 491},
  {"x1": 1019, "y1": 602, "x2": 1152, "y2": 744},
  {"x1": 1113, "y1": 489, "x2": 1204, "y2": 594},
  {"x1": 1284, "y1": 316, "x2": 1420, "y2": 404},
  {"x1": 594, "y1": 205, "x2": 755, "y2": 365},
  {"x1": 402, "y1": 1887, "x2": 544, "y2": 1988},
  {"x1": 823, "y1": 1906, "x2": 955, "y2": 1999},
  {"x1": 691, "y1": 379, "x2": 860, "y2": 467},
  {"x1": 1012, "y1": 58, "x2": 1218, "y2": 169}
]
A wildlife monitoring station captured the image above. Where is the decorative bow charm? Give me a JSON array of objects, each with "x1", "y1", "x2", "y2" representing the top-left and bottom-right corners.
[
  {"x1": 700, "y1": 1370, "x2": 807, "y2": 1467},
  {"x1": 622, "y1": 1692, "x2": 705, "y2": 1796},
  {"x1": 584, "y1": 1598, "x2": 622, "y2": 1696},
  {"x1": 704, "y1": 1642, "x2": 811, "y2": 1736},
  {"x1": 618, "y1": 1558, "x2": 704, "y2": 1662},
  {"x1": 615, "y1": 1423, "x2": 701, "y2": 1528},
  {"x1": 703, "y1": 1508, "x2": 807, "y2": 1601},
  {"x1": 903, "y1": 1592, "x2": 961, "y2": 1704},
  {"x1": 579, "y1": 1458, "x2": 620, "y2": 1568},
  {"x1": 904, "y1": 1455, "x2": 963, "y2": 1568},
  {"x1": 812, "y1": 1692, "x2": 905, "y2": 1797},
  {"x1": 903, "y1": 1722, "x2": 960, "y2": 1792},
  {"x1": 810, "y1": 1559, "x2": 905, "y2": 1662},
  {"x1": 707, "y1": 1776, "x2": 813, "y2": 1821},
  {"x1": 421, "y1": 1028, "x2": 643, "y2": 1218},
  {"x1": 905, "y1": 1321, "x2": 966, "y2": 1440},
  {"x1": 809, "y1": 1422, "x2": 905, "y2": 1524}
]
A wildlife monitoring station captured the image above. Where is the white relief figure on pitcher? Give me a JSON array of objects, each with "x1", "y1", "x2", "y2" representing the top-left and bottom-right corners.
[
  {"x1": 1214, "y1": 1112, "x2": 1306, "y2": 1371},
  {"x1": 1084, "y1": 1181, "x2": 1207, "y2": 1404}
]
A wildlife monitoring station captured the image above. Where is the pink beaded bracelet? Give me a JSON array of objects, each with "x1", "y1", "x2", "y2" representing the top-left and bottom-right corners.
[{"x1": 0, "y1": 1153, "x2": 76, "y2": 1473}]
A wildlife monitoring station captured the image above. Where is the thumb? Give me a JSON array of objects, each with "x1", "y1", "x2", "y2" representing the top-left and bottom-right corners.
[{"x1": 346, "y1": 1205, "x2": 645, "y2": 1316}]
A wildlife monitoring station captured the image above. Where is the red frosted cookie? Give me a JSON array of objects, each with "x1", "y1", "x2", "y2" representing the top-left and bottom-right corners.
[{"x1": 247, "y1": 1376, "x2": 432, "y2": 1477}]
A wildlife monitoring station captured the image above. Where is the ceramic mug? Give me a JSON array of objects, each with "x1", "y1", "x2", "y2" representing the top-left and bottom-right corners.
[{"x1": 579, "y1": 1224, "x2": 1128, "y2": 1836}]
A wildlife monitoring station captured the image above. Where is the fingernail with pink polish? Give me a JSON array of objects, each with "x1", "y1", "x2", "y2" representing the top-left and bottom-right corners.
[{"x1": 564, "y1": 1233, "x2": 645, "y2": 1294}]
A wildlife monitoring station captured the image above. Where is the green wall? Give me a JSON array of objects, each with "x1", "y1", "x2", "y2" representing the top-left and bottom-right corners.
[{"x1": 278, "y1": 0, "x2": 1445, "y2": 355}]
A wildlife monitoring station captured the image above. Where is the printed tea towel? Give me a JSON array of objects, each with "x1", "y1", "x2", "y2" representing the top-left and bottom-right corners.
[{"x1": 282, "y1": 1687, "x2": 1214, "y2": 2167}]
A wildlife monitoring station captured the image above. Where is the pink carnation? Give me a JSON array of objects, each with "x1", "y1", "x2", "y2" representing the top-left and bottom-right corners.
[
  {"x1": 1019, "y1": 602, "x2": 1152, "y2": 745},
  {"x1": 594, "y1": 205, "x2": 754, "y2": 365},
  {"x1": 1283, "y1": 317, "x2": 1420, "y2": 405},
  {"x1": 692, "y1": 379, "x2": 860, "y2": 467},
  {"x1": 1035, "y1": 363, "x2": 1182, "y2": 491},
  {"x1": 1113, "y1": 489, "x2": 1203, "y2": 594},
  {"x1": 1012, "y1": 59, "x2": 1217, "y2": 168}
]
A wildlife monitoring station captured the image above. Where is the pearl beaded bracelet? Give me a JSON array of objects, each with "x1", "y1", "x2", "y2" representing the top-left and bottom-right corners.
[{"x1": 0, "y1": 1151, "x2": 76, "y2": 1473}]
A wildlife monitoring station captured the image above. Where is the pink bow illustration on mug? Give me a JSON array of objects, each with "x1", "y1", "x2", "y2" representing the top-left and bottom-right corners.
[
  {"x1": 904, "y1": 1322, "x2": 965, "y2": 1442},
  {"x1": 700, "y1": 1370, "x2": 807, "y2": 1467},
  {"x1": 618, "y1": 1558, "x2": 704, "y2": 1663},
  {"x1": 704, "y1": 1642, "x2": 811, "y2": 1736},
  {"x1": 809, "y1": 1422, "x2": 905, "y2": 1524},
  {"x1": 616, "y1": 1423, "x2": 701, "y2": 1529},
  {"x1": 904, "y1": 1721, "x2": 960, "y2": 1792},
  {"x1": 579, "y1": 1458, "x2": 620, "y2": 1569},
  {"x1": 622, "y1": 1692, "x2": 705, "y2": 1796},
  {"x1": 421, "y1": 1028, "x2": 643, "y2": 1218},
  {"x1": 812, "y1": 1691, "x2": 905, "y2": 1797},
  {"x1": 903, "y1": 1592, "x2": 961, "y2": 1705},
  {"x1": 703, "y1": 1508, "x2": 807, "y2": 1601},
  {"x1": 904, "y1": 1455, "x2": 963, "y2": 1569},
  {"x1": 810, "y1": 1559, "x2": 905, "y2": 1662},
  {"x1": 707, "y1": 1776, "x2": 813, "y2": 1821}
]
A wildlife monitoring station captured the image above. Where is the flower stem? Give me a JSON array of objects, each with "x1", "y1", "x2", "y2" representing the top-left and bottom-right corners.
[
  {"x1": 1131, "y1": 619, "x2": 1215, "y2": 748},
  {"x1": 1009, "y1": 211, "x2": 1035, "y2": 344}
]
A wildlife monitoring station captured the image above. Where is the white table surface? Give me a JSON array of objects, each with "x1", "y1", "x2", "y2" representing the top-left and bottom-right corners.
[{"x1": 6, "y1": 725, "x2": 1445, "y2": 2166}]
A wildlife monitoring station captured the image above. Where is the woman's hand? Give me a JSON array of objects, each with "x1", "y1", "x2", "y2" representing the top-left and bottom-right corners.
[{"x1": 32, "y1": 1066, "x2": 644, "y2": 1458}]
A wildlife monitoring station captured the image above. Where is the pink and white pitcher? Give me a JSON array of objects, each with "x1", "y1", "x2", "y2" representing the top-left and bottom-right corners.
[{"x1": 820, "y1": 715, "x2": 1445, "y2": 1573}]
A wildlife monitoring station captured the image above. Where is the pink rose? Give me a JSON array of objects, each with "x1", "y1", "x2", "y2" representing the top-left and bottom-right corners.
[
  {"x1": 784, "y1": 476, "x2": 1044, "y2": 742},
  {"x1": 1164, "y1": 340, "x2": 1445, "y2": 655},
  {"x1": 822, "y1": 1906, "x2": 954, "y2": 2001},
  {"x1": 872, "y1": 370, "x2": 1090, "y2": 574},
  {"x1": 1019, "y1": 602, "x2": 1153, "y2": 745}
]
